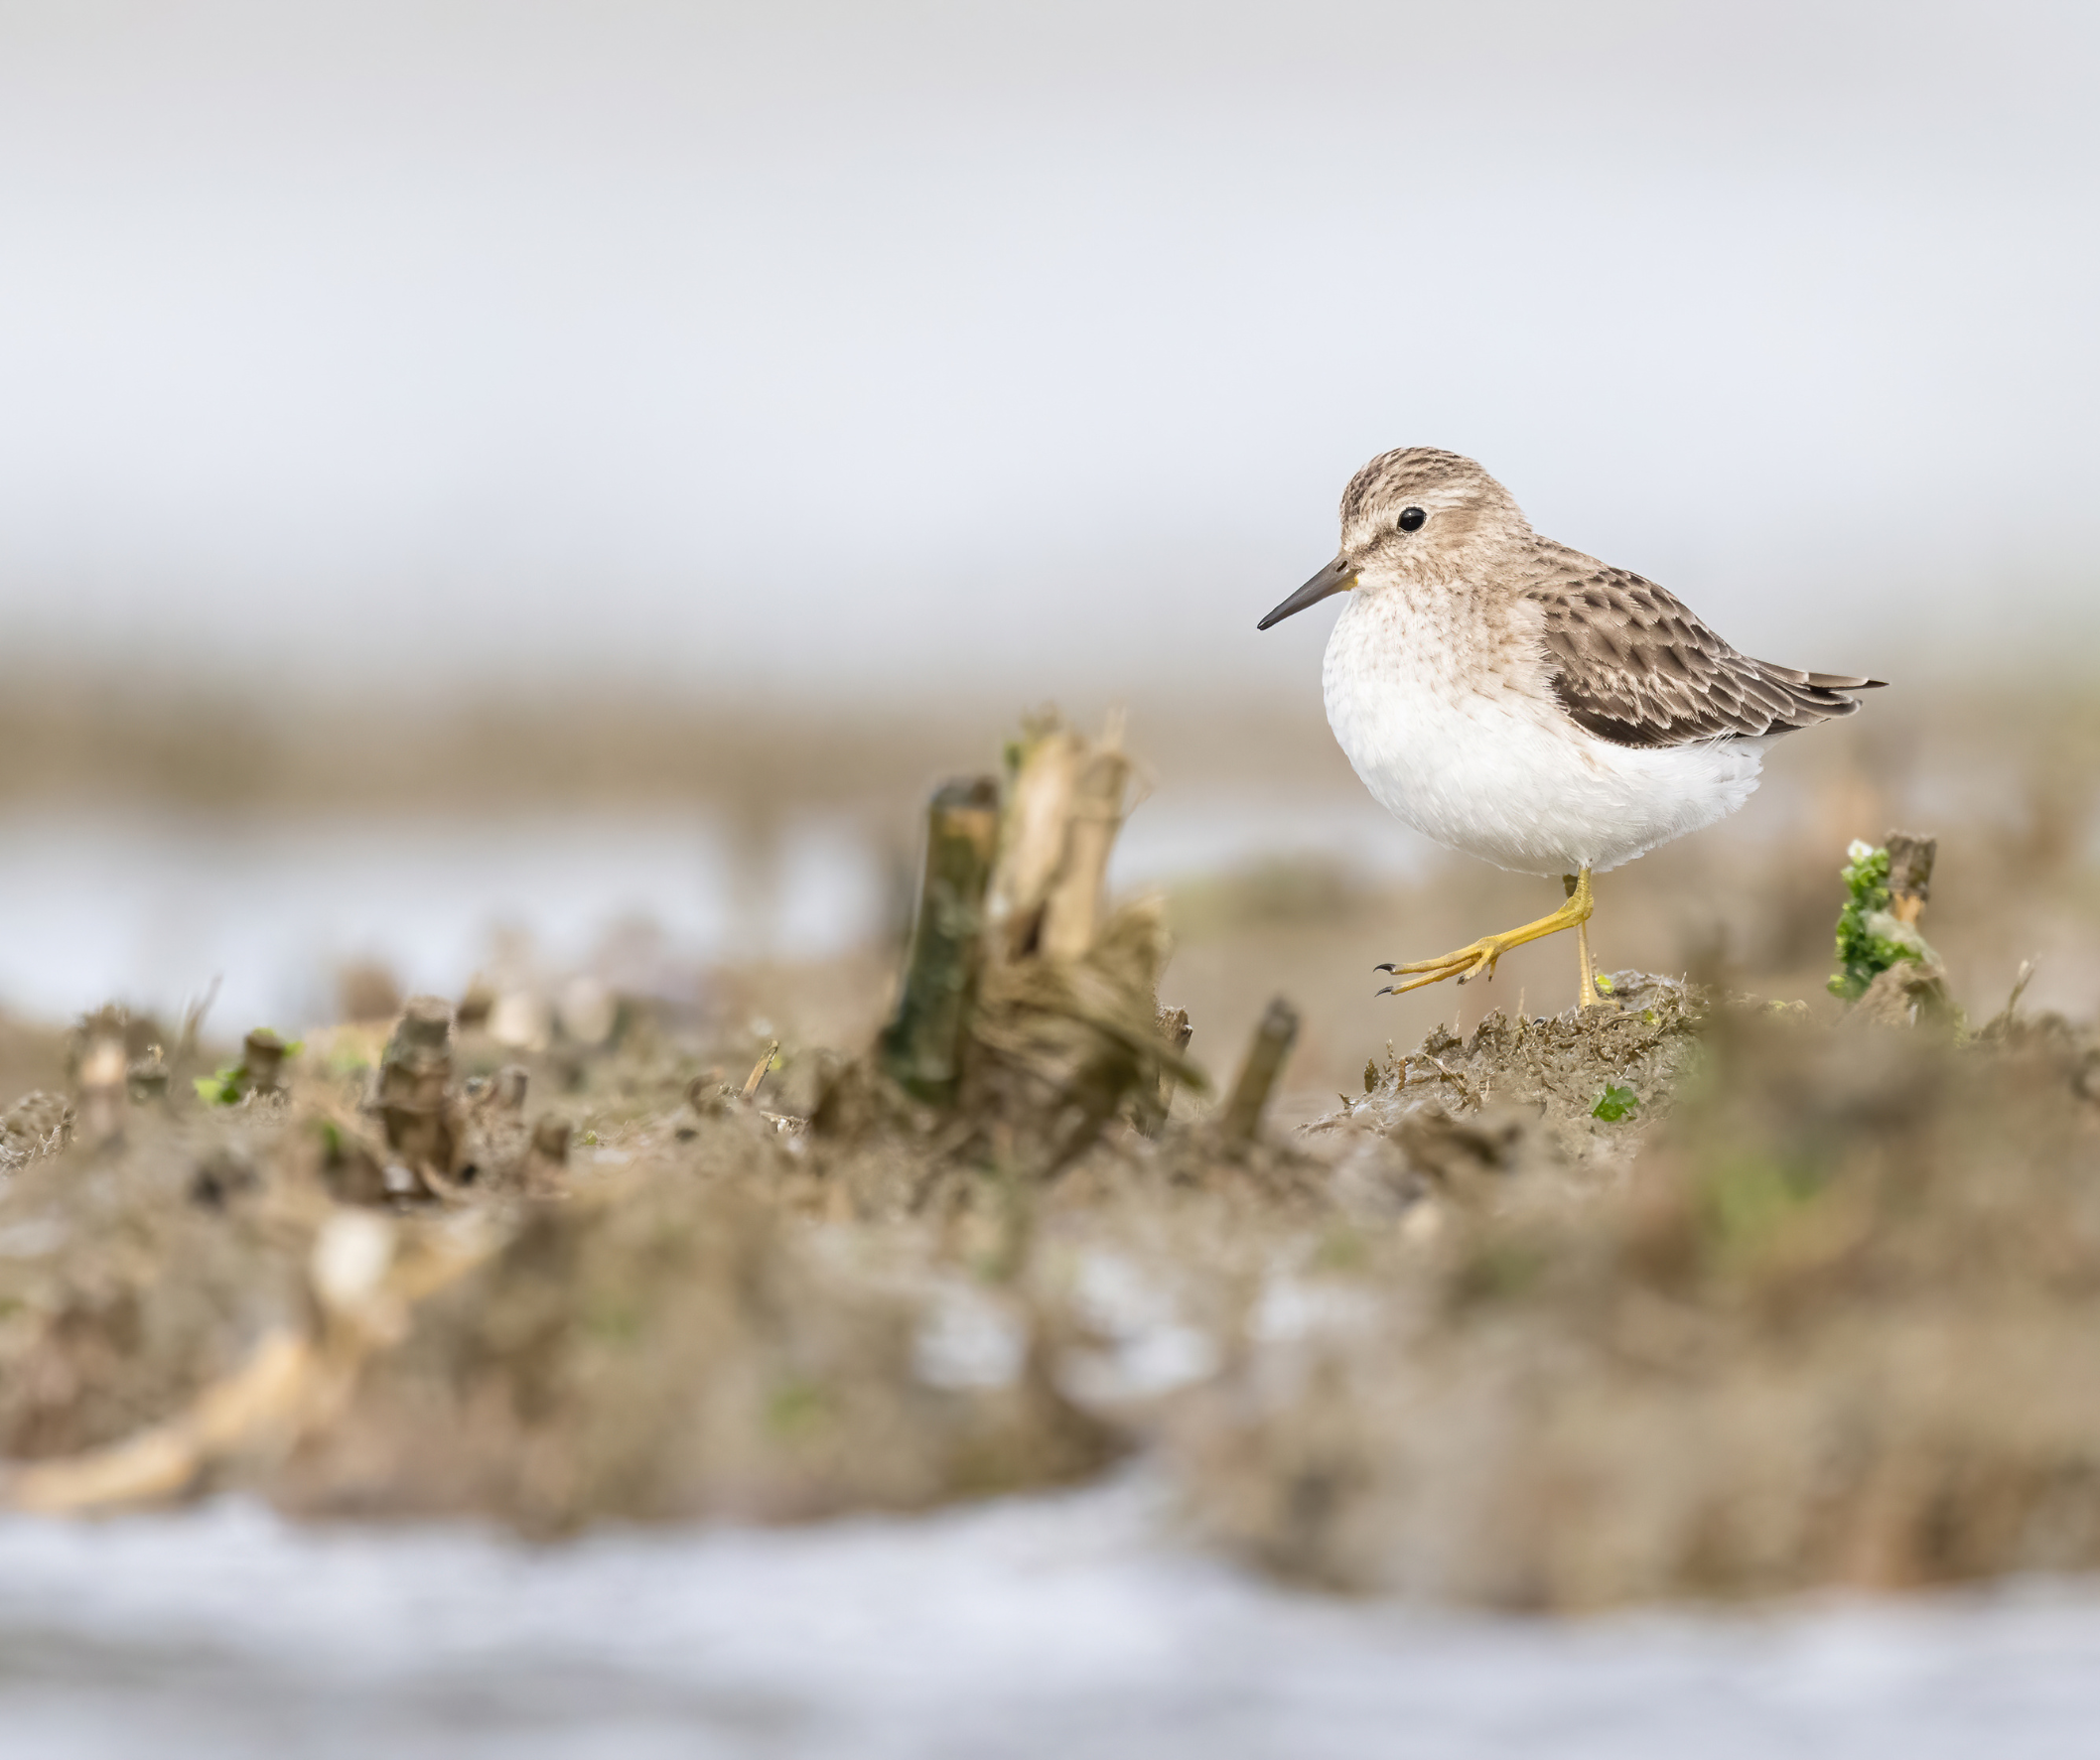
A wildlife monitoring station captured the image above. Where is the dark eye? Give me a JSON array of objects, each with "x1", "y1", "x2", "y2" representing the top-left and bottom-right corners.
[{"x1": 1398, "y1": 506, "x2": 1427, "y2": 532}]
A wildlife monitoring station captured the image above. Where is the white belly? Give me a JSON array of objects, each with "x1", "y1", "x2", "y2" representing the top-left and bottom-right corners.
[{"x1": 1321, "y1": 590, "x2": 1767, "y2": 877}]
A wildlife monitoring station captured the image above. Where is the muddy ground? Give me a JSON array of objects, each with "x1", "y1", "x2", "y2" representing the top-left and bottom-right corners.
[
  {"x1": 0, "y1": 917, "x2": 2094, "y2": 1611},
  {"x1": 2, "y1": 669, "x2": 2096, "y2": 1105},
  {"x1": 0, "y1": 691, "x2": 2095, "y2": 1610}
]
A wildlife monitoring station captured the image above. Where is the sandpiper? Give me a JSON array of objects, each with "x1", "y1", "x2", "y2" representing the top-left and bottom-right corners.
[{"x1": 1258, "y1": 448, "x2": 1883, "y2": 1008}]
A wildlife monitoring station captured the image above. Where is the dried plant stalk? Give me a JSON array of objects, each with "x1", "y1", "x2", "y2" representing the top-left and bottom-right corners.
[
  {"x1": 1219, "y1": 998, "x2": 1301, "y2": 1146},
  {"x1": 1039, "y1": 718, "x2": 1131, "y2": 964},
  {"x1": 879, "y1": 776, "x2": 1001, "y2": 1104},
  {"x1": 986, "y1": 724, "x2": 1084, "y2": 963}
]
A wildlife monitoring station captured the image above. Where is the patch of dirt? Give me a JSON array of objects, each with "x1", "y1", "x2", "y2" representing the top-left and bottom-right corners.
[{"x1": 1165, "y1": 999, "x2": 2100, "y2": 1607}]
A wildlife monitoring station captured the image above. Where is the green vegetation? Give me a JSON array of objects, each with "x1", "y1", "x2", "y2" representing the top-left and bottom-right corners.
[
  {"x1": 192, "y1": 1066, "x2": 245, "y2": 1107},
  {"x1": 1591, "y1": 1083, "x2": 1638, "y2": 1122},
  {"x1": 1828, "y1": 840, "x2": 1928, "y2": 1000}
]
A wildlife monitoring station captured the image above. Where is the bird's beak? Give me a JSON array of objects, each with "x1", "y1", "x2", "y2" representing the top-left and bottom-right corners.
[{"x1": 1257, "y1": 557, "x2": 1356, "y2": 630}]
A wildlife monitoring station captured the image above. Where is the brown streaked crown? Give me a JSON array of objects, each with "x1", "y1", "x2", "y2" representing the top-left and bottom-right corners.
[{"x1": 1337, "y1": 448, "x2": 1531, "y2": 568}]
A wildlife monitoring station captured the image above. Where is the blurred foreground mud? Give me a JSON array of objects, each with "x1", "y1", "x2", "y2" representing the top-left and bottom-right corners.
[
  {"x1": 1175, "y1": 998, "x2": 2100, "y2": 1605},
  {"x1": 0, "y1": 720, "x2": 2097, "y2": 1613}
]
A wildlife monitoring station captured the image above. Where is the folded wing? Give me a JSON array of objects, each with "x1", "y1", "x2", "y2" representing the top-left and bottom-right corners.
[{"x1": 1525, "y1": 568, "x2": 1884, "y2": 749}]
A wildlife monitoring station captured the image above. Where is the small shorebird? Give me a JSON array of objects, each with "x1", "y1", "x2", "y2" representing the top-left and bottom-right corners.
[{"x1": 1259, "y1": 448, "x2": 1883, "y2": 1008}]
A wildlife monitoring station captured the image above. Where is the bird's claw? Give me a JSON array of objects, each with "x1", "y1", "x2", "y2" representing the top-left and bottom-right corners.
[
  {"x1": 1373, "y1": 872, "x2": 1597, "y2": 1004},
  {"x1": 1374, "y1": 939, "x2": 1505, "y2": 995}
]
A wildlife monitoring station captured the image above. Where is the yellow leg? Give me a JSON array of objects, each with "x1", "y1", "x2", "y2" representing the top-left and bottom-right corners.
[
  {"x1": 1378, "y1": 868, "x2": 1598, "y2": 1003},
  {"x1": 1574, "y1": 887, "x2": 1610, "y2": 1010}
]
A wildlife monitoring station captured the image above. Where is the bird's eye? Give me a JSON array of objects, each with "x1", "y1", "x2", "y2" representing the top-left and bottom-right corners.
[{"x1": 1398, "y1": 506, "x2": 1427, "y2": 532}]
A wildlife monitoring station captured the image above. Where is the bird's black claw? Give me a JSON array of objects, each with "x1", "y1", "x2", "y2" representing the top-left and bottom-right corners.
[{"x1": 1372, "y1": 963, "x2": 1396, "y2": 974}]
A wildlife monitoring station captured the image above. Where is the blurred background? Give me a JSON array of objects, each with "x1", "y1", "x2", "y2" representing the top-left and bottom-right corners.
[{"x1": 1, "y1": 0, "x2": 2095, "y2": 1099}]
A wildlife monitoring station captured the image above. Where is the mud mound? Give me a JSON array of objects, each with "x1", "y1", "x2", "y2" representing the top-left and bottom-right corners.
[
  {"x1": 5, "y1": 954, "x2": 2100, "y2": 1613},
  {"x1": 1167, "y1": 1002, "x2": 2100, "y2": 1607},
  {"x1": 275, "y1": 1159, "x2": 1117, "y2": 1532},
  {"x1": 0, "y1": 1111, "x2": 324, "y2": 1461}
]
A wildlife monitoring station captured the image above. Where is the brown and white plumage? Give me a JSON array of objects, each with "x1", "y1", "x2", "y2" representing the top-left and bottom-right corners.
[
  {"x1": 1259, "y1": 446, "x2": 1885, "y2": 1003},
  {"x1": 1261, "y1": 447, "x2": 1884, "y2": 879}
]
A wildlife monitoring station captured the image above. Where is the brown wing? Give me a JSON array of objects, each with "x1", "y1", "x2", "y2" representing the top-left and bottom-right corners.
[{"x1": 1525, "y1": 568, "x2": 1885, "y2": 749}]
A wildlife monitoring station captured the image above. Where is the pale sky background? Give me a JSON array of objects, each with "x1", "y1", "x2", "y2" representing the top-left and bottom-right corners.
[{"x1": 0, "y1": 0, "x2": 2094, "y2": 705}]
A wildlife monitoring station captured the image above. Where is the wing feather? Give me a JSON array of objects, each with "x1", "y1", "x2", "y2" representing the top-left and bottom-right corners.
[{"x1": 1524, "y1": 566, "x2": 1884, "y2": 749}]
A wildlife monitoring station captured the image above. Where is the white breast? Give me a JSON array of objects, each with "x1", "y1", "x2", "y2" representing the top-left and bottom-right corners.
[{"x1": 1321, "y1": 586, "x2": 1768, "y2": 877}]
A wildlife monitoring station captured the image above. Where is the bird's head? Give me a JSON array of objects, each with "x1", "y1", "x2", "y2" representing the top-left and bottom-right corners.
[{"x1": 1258, "y1": 448, "x2": 1532, "y2": 629}]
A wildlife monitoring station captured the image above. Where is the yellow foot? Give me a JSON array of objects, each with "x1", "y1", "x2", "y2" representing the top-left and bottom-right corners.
[
  {"x1": 1376, "y1": 931, "x2": 1522, "y2": 995},
  {"x1": 1376, "y1": 870, "x2": 1597, "y2": 1000}
]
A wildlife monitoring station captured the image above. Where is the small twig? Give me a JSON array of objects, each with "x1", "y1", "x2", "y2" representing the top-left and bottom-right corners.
[
  {"x1": 1982, "y1": 957, "x2": 2039, "y2": 1040},
  {"x1": 742, "y1": 1039, "x2": 779, "y2": 1103},
  {"x1": 1219, "y1": 998, "x2": 1300, "y2": 1146}
]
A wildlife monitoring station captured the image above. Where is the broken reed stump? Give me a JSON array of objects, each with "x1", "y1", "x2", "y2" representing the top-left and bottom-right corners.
[
  {"x1": 1219, "y1": 998, "x2": 1300, "y2": 1147},
  {"x1": 1885, "y1": 830, "x2": 1936, "y2": 925},
  {"x1": 69, "y1": 1006, "x2": 170, "y2": 1146},
  {"x1": 1038, "y1": 717, "x2": 1132, "y2": 962},
  {"x1": 967, "y1": 713, "x2": 1189, "y2": 1171},
  {"x1": 878, "y1": 777, "x2": 1001, "y2": 1105},
  {"x1": 376, "y1": 997, "x2": 457, "y2": 1180},
  {"x1": 983, "y1": 712, "x2": 1134, "y2": 966},
  {"x1": 986, "y1": 724, "x2": 1085, "y2": 963},
  {"x1": 1851, "y1": 828, "x2": 1955, "y2": 1029},
  {"x1": 869, "y1": 714, "x2": 1198, "y2": 1168},
  {"x1": 239, "y1": 1029, "x2": 291, "y2": 1098},
  {"x1": 531, "y1": 1114, "x2": 572, "y2": 1164},
  {"x1": 1139, "y1": 1006, "x2": 1194, "y2": 1137},
  {"x1": 73, "y1": 1023, "x2": 130, "y2": 1148}
]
